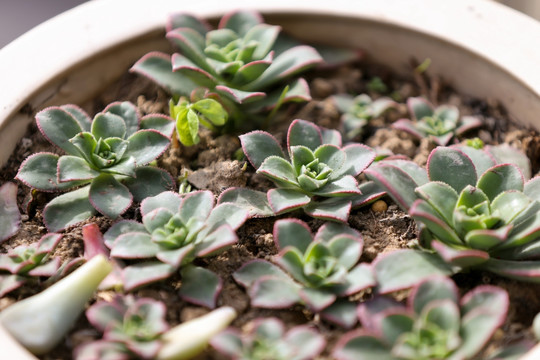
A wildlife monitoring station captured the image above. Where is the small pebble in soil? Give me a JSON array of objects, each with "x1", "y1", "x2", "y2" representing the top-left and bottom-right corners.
[{"x1": 371, "y1": 200, "x2": 388, "y2": 213}]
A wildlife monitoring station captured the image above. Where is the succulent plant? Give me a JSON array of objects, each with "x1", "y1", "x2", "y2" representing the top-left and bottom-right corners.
[
  {"x1": 16, "y1": 102, "x2": 175, "y2": 232},
  {"x1": 0, "y1": 255, "x2": 112, "y2": 355},
  {"x1": 234, "y1": 219, "x2": 375, "y2": 328},
  {"x1": 211, "y1": 317, "x2": 325, "y2": 360},
  {"x1": 105, "y1": 190, "x2": 248, "y2": 307},
  {"x1": 0, "y1": 233, "x2": 62, "y2": 297},
  {"x1": 75, "y1": 295, "x2": 169, "y2": 360},
  {"x1": 366, "y1": 146, "x2": 540, "y2": 287},
  {"x1": 333, "y1": 276, "x2": 510, "y2": 360},
  {"x1": 169, "y1": 94, "x2": 228, "y2": 146},
  {"x1": 232, "y1": 119, "x2": 376, "y2": 222},
  {"x1": 0, "y1": 182, "x2": 20, "y2": 243},
  {"x1": 333, "y1": 93, "x2": 396, "y2": 140},
  {"x1": 392, "y1": 97, "x2": 482, "y2": 145},
  {"x1": 132, "y1": 10, "x2": 322, "y2": 140}
]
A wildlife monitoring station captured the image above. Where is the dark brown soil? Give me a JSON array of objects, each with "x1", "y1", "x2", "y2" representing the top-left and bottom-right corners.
[{"x1": 1, "y1": 59, "x2": 540, "y2": 360}]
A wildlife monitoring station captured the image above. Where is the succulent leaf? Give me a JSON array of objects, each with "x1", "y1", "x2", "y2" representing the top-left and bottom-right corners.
[{"x1": 0, "y1": 182, "x2": 21, "y2": 243}]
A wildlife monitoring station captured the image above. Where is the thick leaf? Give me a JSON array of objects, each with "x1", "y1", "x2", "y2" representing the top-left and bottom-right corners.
[
  {"x1": 125, "y1": 130, "x2": 170, "y2": 165},
  {"x1": 240, "y1": 131, "x2": 285, "y2": 169},
  {"x1": 61, "y1": 104, "x2": 92, "y2": 132},
  {"x1": 89, "y1": 174, "x2": 132, "y2": 218},
  {"x1": 175, "y1": 106, "x2": 198, "y2": 146},
  {"x1": 130, "y1": 52, "x2": 196, "y2": 95},
  {"x1": 452, "y1": 144, "x2": 496, "y2": 177},
  {"x1": 110, "y1": 232, "x2": 159, "y2": 259},
  {"x1": 409, "y1": 276, "x2": 458, "y2": 315},
  {"x1": 43, "y1": 186, "x2": 97, "y2": 232},
  {"x1": 524, "y1": 177, "x2": 540, "y2": 202},
  {"x1": 57, "y1": 155, "x2": 100, "y2": 182},
  {"x1": 285, "y1": 325, "x2": 326, "y2": 359},
  {"x1": 219, "y1": 10, "x2": 262, "y2": 36},
  {"x1": 407, "y1": 97, "x2": 433, "y2": 121},
  {"x1": 380, "y1": 313, "x2": 415, "y2": 345},
  {"x1": 431, "y1": 240, "x2": 490, "y2": 268},
  {"x1": 299, "y1": 288, "x2": 336, "y2": 312},
  {"x1": 268, "y1": 188, "x2": 310, "y2": 214},
  {"x1": 337, "y1": 264, "x2": 375, "y2": 296},
  {"x1": 479, "y1": 258, "x2": 540, "y2": 282},
  {"x1": 0, "y1": 274, "x2": 26, "y2": 298},
  {"x1": 104, "y1": 101, "x2": 140, "y2": 137},
  {"x1": 103, "y1": 220, "x2": 147, "y2": 248},
  {"x1": 491, "y1": 191, "x2": 530, "y2": 224},
  {"x1": 233, "y1": 260, "x2": 290, "y2": 288},
  {"x1": 214, "y1": 86, "x2": 266, "y2": 104},
  {"x1": 217, "y1": 187, "x2": 274, "y2": 217},
  {"x1": 205, "y1": 203, "x2": 248, "y2": 232},
  {"x1": 140, "y1": 114, "x2": 175, "y2": 137},
  {"x1": 36, "y1": 107, "x2": 83, "y2": 154},
  {"x1": 458, "y1": 312, "x2": 506, "y2": 358},
  {"x1": 337, "y1": 144, "x2": 376, "y2": 177},
  {"x1": 415, "y1": 182, "x2": 458, "y2": 225},
  {"x1": 167, "y1": 28, "x2": 209, "y2": 71},
  {"x1": 167, "y1": 13, "x2": 210, "y2": 34},
  {"x1": 195, "y1": 224, "x2": 238, "y2": 257},
  {"x1": 320, "y1": 300, "x2": 358, "y2": 329},
  {"x1": 313, "y1": 176, "x2": 360, "y2": 197},
  {"x1": 157, "y1": 245, "x2": 194, "y2": 268},
  {"x1": 171, "y1": 53, "x2": 216, "y2": 87},
  {"x1": 246, "y1": 45, "x2": 322, "y2": 90},
  {"x1": 123, "y1": 262, "x2": 175, "y2": 291},
  {"x1": 91, "y1": 112, "x2": 126, "y2": 140},
  {"x1": 328, "y1": 235, "x2": 362, "y2": 270},
  {"x1": 250, "y1": 276, "x2": 301, "y2": 308},
  {"x1": 258, "y1": 156, "x2": 298, "y2": 186},
  {"x1": 274, "y1": 219, "x2": 312, "y2": 252},
  {"x1": 314, "y1": 145, "x2": 345, "y2": 172},
  {"x1": 287, "y1": 119, "x2": 322, "y2": 151},
  {"x1": 364, "y1": 163, "x2": 421, "y2": 211},
  {"x1": 179, "y1": 190, "x2": 214, "y2": 224},
  {"x1": 142, "y1": 208, "x2": 174, "y2": 233},
  {"x1": 427, "y1": 147, "x2": 477, "y2": 192},
  {"x1": 140, "y1": 191, "x2": 182, "y2": 216},
  {"x1": 351, "y1": 181, "x2": 386, "y2": 208},
  {"x1": 17, "y1": 153, "x2": 86, "y2": 191},
  {"x1": 123, "y1": 166, "x2": 175, "y2": 202},
  {"x1": 179, "y1": 266, "x2": 221, "y2": 308},
  {"x1": 478, "y1": 164, "x2": 524, "y2": 201},
  {"x1": 333, "y1": 332, "x2": 393, "y2": 360},
  {"x1": 304, "y1": 198, "x2": 351, "y2": 223},
  {"x1": 0, "y1": 183, "x2": 20, "y2": 242},
  {"x1": 410, "y1": 200, "x2": 463, "y2": 246},
  {"x1": 373, "y1": 249, "x2": 453, "y2": 294}
]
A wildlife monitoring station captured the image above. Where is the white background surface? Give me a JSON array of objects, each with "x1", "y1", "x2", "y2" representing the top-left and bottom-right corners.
[{"x1": 0, "y1": 0, "x2": 88, "y2": 49}]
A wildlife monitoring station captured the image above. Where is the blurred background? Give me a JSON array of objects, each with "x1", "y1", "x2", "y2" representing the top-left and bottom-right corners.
[{"x1": 0, "y1": 0, "x2": 538, "y2": 49}]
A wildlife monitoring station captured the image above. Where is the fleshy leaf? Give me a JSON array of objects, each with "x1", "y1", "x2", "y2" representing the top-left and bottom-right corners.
[
  {"x1": 240, "y1": 131, "x2": 285, "y2": 169},
  {"x1": 427, "y1": 147, "x2": 477, "y2": 192},
  {"x1": 268, "y1": 188, "x2": 310, "y2": 214},
  {"x1": 320, "y1": 300, "x2": 359, "y2": 329},
  {"x1": 110, "y1": 233, "x2": 159, "y2": 259},
  {"x1": 233, "y1": 260, "x2": 291, "y2": 288},
  {"x1": 304, "y1": 198, "x2": 351, "y2": 223},
  {"x1": 287, "y1": 119, "x2": 322, "y2": 151},
  {"x1": 179, "y1": 266, "x2": 222, "y2": 308},
  {"x1": 218, "y1": 188, "x2": 274, "y2": 217},
  {"x1": 123, "y1": 166, "x2": 175, "y2": 202},
  {"x1": 477, "y1": 164, "x2": 524, "y2": 201},
  {"x1": 43, "y1": 186, "x2": 97, "y2": 232},
  {"x1": 125, "y1": 130, "x2": 170, "y2": 165},
  {"x1": 36, "y1": 107, "x2": 83, "y2": 154},
  {"x1": 274, "y1": 219, "x2": 312, "y2": 252},
  {"x1": 91, "y1": 112, "x2": 126, "y2": 140},
  {"x1": 57, "y1": 155, "x2": 100, "y2": 182},
  {"x1": 104, "y1": 101, "x2": 140, "y2": 137},
  {"x1": 89, "y1": 174, "x2": 133, "y2": 218},
  {"x1": 373, "y1": 249, "x2": 453, "y2": 294},
  {"x1": 17, "y1": 153, "x2": 86, "y2": 191},
  {"x1": 0, "y1": 183, "x2": 20, "y2": 243},
  {"x1": 122, "y1": 262, "x2": 175, "y2": 291},
  {"x1": 250, "y1": 276, "x2": 301, "y2": 308}
]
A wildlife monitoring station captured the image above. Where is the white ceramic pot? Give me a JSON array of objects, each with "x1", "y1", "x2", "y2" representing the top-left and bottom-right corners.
[{"x1": 0, "y1": 0, "x2": 539, "y2": 358}]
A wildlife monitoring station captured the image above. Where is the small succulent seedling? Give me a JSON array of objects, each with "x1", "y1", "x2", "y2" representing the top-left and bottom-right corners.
[
  {"x1": 169, "y1": 92, "x2": 228, "y2": 146},
  {"x1": 75, "y1": 295, "x2": 169, "y2": 360},
  {"x1": 333, "y1": 93, "x2": 396, "y2": 140},
  {"x1": 0, "y1": 233, "x2": 62, "y2": 297},
  {"x1": 234, "y1": 219, "x2": 375, "y2": 328},
  {"x1": 233, "y1": 119, "x2": 376, "y2": 222},
  {"x1": 334, "y1": 276, "x2": 509, "y2": 360},
  {"x1": 105, "y1": 190, "x2": 248, "y2": 307},
  {"x1": 132, "y1": 11, "x2": 322, "y2": 139},
  {"x1": 0, "y1": 182, "x2": 20, "y2": 243},
  {"x1": 392, "y1": 97, "x2": 482, "y2": 145},
  {"x1": 16, "y1": 102, "x2": 175, "y2": 232},
  {"x1": 0, "y1": 255, "x2": 112, "y2": 355},
  {"x1": 211, "y1": 317, "x2": 325, "y2": 360},
  {"x1": 366, "y1": 146, "x2": 540, "y2": 288}
]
